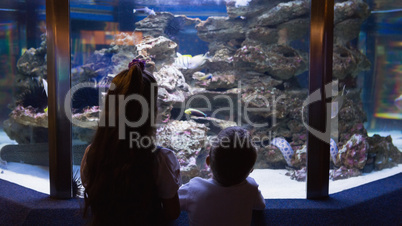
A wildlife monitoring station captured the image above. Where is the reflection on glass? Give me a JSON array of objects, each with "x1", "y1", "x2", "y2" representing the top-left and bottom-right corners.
[
  {"x1": 0, "y1": 0, "x2": 49, "y2": 193},
  {"x1": 329, "y1": 0, "x2": 402, "y2": 194},
  {"x1": 69, "y1": 0, "x2": 311, "y2": 198},
  {"x1": 1, "y1": 0, "x2": 399, "y2": 198}
]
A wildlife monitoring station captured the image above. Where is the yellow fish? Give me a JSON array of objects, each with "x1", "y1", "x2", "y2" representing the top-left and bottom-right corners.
[
  {"x1": 184, "y1": 108, "x2": 207, "y2": 117},
  {"x1": 199, "y1": 74, "x2": 213, "y2": 81}
]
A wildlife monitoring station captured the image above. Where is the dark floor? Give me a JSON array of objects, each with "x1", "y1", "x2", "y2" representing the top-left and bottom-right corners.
[{"x1": 0, "y1": 173, "x2": 401, "y2": 225}]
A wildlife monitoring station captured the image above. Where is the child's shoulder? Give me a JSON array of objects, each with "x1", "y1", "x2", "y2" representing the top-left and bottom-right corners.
[{"x1": 155, "y1": 146, "x2": 177, "y2": 160}]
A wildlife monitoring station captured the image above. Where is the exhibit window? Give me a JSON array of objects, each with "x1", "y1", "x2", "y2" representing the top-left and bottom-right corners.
[{"x1": 0, "y1": 0, "x2": 400, "y2": 199}]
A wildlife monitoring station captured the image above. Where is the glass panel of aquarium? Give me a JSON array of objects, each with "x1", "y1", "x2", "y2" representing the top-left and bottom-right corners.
[
  {"x1": 328, "y1": 0, "x2": 402, "y2": 195},
  {"x1": 0, "y1": 0, "x2": 49, "y2": 193},
  {"x1": 70, "y1": 0, "x2": 311, "y2": 198}
]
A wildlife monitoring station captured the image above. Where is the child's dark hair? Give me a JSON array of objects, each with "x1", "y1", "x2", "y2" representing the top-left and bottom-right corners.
[
  {"x1": 83, "y1": 62, "x2": 160, "y2": 225},
  {"x1": 209, "y1": 126, "x2": 257, "y2": 187}
]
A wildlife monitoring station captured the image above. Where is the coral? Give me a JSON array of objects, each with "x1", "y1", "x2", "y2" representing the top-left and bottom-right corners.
[
  {"x1": 135, "y1": 12, "x2": 201, "y2": 40},
  {"x1": 7, "y1": 0, "x2": 400, "y2": 186},
  {"x1": 156, "y1": 120, "x2": 209, "y2": 183},
  {"x1": 332, "y1": 45, "x2": 371, "y2": 79},
  {"x1": 255, "y1": 145, "x2": 287, "y2": 169},
  {"x1": 336, "y1": 134, "x2": 368, "y2": 169},
  {"x1": 3, "y1": 117, "x2": 49, "y2": 144},
  {"x1": 188, "y1": 116, "x2": 237, "y2": 135},
  {"x1": 367, "y1": 134, "x2": 402, "y2": 170},
  {"x1": 287, "y1": 167, "x2": 307, "y2": 182},
  {"x1": 196, "y1": 17, "x2": 246, "y2": 43},
  {"x1": 291, "y1": 145, "x2": 306, "y2": 168},
  {"x1": 330, "y1": 166, "x2": 361, "y2": 181},
  {"x1": 233, "y1": 44, "x2": 307, "y2": 79},
  {"x1": 257, "y1": 1, "x2": 309, "y2": 27}
]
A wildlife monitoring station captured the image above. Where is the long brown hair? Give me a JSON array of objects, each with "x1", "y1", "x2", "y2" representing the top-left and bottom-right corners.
[{"x1": 83, "y1": 64, "x2": 159, "y2": 225}]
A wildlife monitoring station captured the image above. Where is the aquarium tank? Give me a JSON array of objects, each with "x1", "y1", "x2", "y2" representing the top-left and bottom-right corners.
[{"x1": 0, "y1": 0, "x2": 401, "y2": 198}]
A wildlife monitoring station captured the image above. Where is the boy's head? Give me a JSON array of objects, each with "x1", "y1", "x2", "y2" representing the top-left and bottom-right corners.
[{"x1": 207, "y1": 127, "x2": 257, "y2": 187}]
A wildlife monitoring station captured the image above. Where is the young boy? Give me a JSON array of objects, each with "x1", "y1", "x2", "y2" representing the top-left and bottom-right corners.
[{"x1": 178, "y1": 126, "x2": 266, "y2": 226}]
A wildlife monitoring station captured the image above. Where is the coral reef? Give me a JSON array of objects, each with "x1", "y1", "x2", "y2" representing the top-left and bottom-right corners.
[
  {"x1": 335, "y1": 134, "x2": 368, "y2": 169},
  {"x1": 156, "y1": 120, "x2": 209, "y2": 183},
  {"x1": 3, "y1": 0, "x2": 400, "y2": 184},
  {"x1": 330, "y1": 166, "x2": 362, "y2": 180},
  {"x1": 366, "y1": 135, "x2": 402, "y2": 171}
]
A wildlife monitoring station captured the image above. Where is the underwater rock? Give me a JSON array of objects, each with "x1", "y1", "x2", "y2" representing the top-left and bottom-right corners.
[
  {"x1": 156, "y1": 120, "x2": 209, "y2": 183},
  {"x1": 196, "y1": 17, "x2": 246, "y2": 43},
  {"x1": 155, "y1": 65, "x2": 190, "y2": 103},
  {"x1": 16, "y1": 34, "x2": 47, "y2": 77},
  {"x1": 155, "y1": 65, "x2": 189, "y2": 93},
  {"x1": 241, "y1": 71, "x2": 283, "y2": 90},
  {"x1": 203, "y1": 52, "x2": 235, "y2": 73},
  {"x1": 3, "y1": 118, "x2": 49, "y2": 144},
  {"x1": 9, "y1": 105, "x2": 48, "y2": 128},
  {"x1": 336, "y1": 134, "x2": 368, "y2": 169},
  {"x1": 135, "y1": 12, "x2": 201, "y2": 40},
  {"x1": 287, "y1": 166, "x2": 307, "y2": 182},
  {"x1": 367, "y1": 134, "x2": 402, "y2": 170},
  {"x1": 136, "y1": 36, "x2": 177, "y2": 63},
  {"x1": 71, "y1": 106, "x2": 100, "y2": 130},
  {"x1": 109, "y1": 33, "x2": 138, "y2": 73},
  {"x1": 330, "y1": 166, "x2": 362, "y2": 181},
  {"x1": 188, "y1": 116, "x2": 237, "y2": 135},
  {"x1": 226, "y1": 0, "x2": 283, "y2": 19},
  {"x1": 334, "y1": 18, "x2": 366, "y2": 45},
  {"x1": 241, "y1": 87, "x2": 285, "y2": 118},
  {"x1": 245, "y1": 27, "x2": 278, "y2": 46},
  {"x1": 72, "y1": 49, "x2": 114, "y2": 84},
  {"x1": 291, "y1": 145, "x2": 306, "y2": 169},
  {"x1": 332, "y1": 45, "x2": 371, "y2": 79},
  {"x1": 276, "y1": 18, "x2": 310, "y2": 44},
  {"x1": 256, "y1": 0, "x2": 309, "y2": 27},
  {"x1": 233, "y1": 44, "x2": 307, "y2": 79},
  {"x1": 180, "y1": 88, "x2": 240, "y2": 114},
  {"x1": 255, "y1": 145, "x2": 287, "y2": 169},
  {"x1": 8, "y1": 104, "x2": 100, "y2": 131},
  {"x1": 154, "y1": 65, "x2": 191, "y2": 124},
  {"x1": 334, "y1": 0, "x2": 370, "y2": 25},
  {"x1": 193, "y1": 72, "x2": 236, "y2": 90}
]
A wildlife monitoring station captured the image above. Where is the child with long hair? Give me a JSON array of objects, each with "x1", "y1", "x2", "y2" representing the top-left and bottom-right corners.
[{"x1": 80, "y1": 59, "x2": 181, "y2": 225}]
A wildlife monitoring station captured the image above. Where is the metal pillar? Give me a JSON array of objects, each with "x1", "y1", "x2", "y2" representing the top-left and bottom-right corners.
[
  {"x1": 46, "y1": 0, "x2": 72, "y2": 199},
  {"x1": 307, "y1": 0, "x2": 334, "y2": 199}
]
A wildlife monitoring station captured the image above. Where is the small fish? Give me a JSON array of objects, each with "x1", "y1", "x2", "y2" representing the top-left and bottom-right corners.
[
  {"x1": 174, "y1": 52, "x2": 210, "y2": 70},
  {"x1": 184, "y1": 108, "x2": 207, "y2": 117},
  {"x1": 42, "y1": 79, "x2": 48, "y2": 97},
  {"x1": 133, "y1": 7, "x2": 156, "y2": 16},
  {"x1": 199, "y1": 74, "x2": 213, "y2": 81},
  {"x1": 395, "y1": 94, "x2": 402, "y2": 110}
]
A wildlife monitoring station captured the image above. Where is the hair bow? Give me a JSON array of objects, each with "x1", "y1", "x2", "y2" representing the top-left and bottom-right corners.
[{"x1": 128, "y1": 59, "x2": 146, "y2": 71}]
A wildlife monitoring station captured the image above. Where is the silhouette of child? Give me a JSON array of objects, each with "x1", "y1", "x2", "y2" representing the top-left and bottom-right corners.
[
  {"x1": 81, "y1": 59, "x2": 181, "y2": 225},
  {"x1": 179, "y1": 126, "x2": 265, "y2": 226}
]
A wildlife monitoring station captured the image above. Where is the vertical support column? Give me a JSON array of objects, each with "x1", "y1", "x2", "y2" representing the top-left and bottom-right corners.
[
  {"x1": 46, "y1": 0, "x2": 72, "y2": 199},
  {"x1": 307, "y1": 0, "x2": 334, "y2": 199}
]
